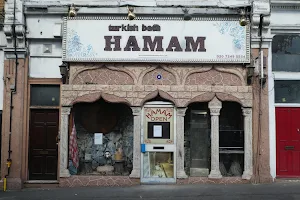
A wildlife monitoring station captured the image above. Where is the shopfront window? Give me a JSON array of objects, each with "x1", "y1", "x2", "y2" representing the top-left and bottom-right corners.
[
  {"x1": 143, "y1": 152, "x2": 174, "y2": 178},
  {"x1": 30, "y1": 84, "x2": 60, "y2": 106},
  {"x1": 275, "y1": 80, "x2": 300, "y2": 103},
  {"x1": 219, "y1": 102, "x2": 244, "y2": 177},
  {"x1": 272, "y1": 35, "x2": 300, "y2": 72},
  {"x1": 72, "y1": 99, "x2": 134, "y2": 176}
]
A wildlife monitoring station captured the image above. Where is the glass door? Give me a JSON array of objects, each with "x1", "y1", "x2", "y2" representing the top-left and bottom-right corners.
[{"x1": 141, "y1": 102, "x2": 176, "y2": 183}]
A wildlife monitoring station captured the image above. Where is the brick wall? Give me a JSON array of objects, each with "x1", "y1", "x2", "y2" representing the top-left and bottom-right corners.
[{"x1": 0, "y1": 0, "x2": 4, "y2": 25}]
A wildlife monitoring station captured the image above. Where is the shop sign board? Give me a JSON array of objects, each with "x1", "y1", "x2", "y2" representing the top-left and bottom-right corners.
[{"x1": 62, "y1": 17, "x2": 250, "y2": 63}]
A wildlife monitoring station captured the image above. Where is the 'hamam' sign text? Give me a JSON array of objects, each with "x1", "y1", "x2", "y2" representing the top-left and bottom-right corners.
[
  {"x1": 63, "y1": 18, "x2": 249, "y2": 63},
  {"x1": 104, "y1": 36, "x2": 206, "y2": 52},
  {"x1": 105, "y1": 24, "x2": 205, "y2": 52}
]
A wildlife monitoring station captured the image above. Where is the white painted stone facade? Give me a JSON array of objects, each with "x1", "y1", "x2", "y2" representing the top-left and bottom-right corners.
[{"x1": 268, "y1": 0, "x2": 300, "y2": 180}]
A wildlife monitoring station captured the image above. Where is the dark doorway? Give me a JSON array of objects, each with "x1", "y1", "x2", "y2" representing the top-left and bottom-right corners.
[
  {"x1": 184, "y1": 103, "x2": 211, "y2": 176},
  {"x1": 29, "y1": 109, "x2": 59, "y2": 180}
]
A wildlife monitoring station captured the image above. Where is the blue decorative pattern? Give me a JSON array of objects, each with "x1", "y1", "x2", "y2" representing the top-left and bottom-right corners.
[
  {"x1": 213, "y1": 21, "x2": 246, "y2": 50},
  {"x1": 66, "y1": 29, "x2": 97, "y2": 58}
]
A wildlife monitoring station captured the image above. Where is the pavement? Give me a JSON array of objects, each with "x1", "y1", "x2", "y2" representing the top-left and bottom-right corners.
[{"x1": 1, "y1": 182, "x2": 300, "y2": 200}]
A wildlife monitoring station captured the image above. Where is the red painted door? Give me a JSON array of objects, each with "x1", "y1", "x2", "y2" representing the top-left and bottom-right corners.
[
  {"x1": 29, "y1": 109, "x2": 59, "y2": 180},
  {"x1": 276, "y1": 107, "x2": 300, "y2": 177}
]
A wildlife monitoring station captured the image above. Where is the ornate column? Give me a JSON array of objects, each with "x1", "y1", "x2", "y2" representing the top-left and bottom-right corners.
[
  {"x1": 176, "y1": 108, "x2": 188, "y2": 178},
  {"x1": 208, "y1": 97, "x2": 222, "y2": 179},
  {"x1": 242, "y1": 107, "x2": 253, "y2": 180},
  {"x1": 59, "y1": 107, "x2": 71, "y2": 177},
  {"x1": 129, "y1": 107, "x2": 142, "y2": 178}
]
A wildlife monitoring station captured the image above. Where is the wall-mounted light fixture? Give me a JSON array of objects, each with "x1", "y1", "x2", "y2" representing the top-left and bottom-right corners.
[
  {"x1": 59, "y1": 62, "x2": 69, "y2": 84},
  {"x1": 68, "y1": 4, "x2": 77, "y2": 17},
  {"x1": 239, "y1": 8, "x2": 247, "y2": 26},
  {"x1": 127, "y1": 6, "x2": 136, "y2": 20},
  {"x1": 183, "y1": 8, "x2": 192, "y2": 21}
]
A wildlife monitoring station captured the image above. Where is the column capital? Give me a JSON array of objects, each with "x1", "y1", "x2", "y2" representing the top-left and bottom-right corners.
[
  {"x1": 131, "y1": 107, "x2": 141, "y2": 116},
  {"x1": 242, "y1": 107, "x2": 252, "y2": 116},
  {"x1": 177, "y1": 107, "x2": 187, "y2": 117},
  {"x1": 61, "y1": 107, "x2": 71, "y2": 115},
  {"x1": 209, "y1": 97, "x2": 222, "y2": 116},
  {"x1": 210, "y1": 108, "x2": 221, "y2": 116}
]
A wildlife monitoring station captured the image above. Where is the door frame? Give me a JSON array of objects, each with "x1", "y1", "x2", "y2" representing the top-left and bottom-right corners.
[
  {"x1": 275, "y1": 106, "x2": 300, "y2": 178},
  {"x1": 24, "y1": 78, "x2": 61, "y2": 181},
  {"x1": 140, "y1": 101, "x2": 177, "y2": 184},
  {"x1": 28, "y1": 108, "x2": 60, "y2": 180}
]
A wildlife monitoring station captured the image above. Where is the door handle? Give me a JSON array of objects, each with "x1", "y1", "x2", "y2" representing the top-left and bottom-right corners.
[{"x1": 285, "y1": 146, "x2": 295, "y2": 150}]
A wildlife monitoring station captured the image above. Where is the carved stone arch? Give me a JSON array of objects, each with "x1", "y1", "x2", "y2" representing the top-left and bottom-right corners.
[
  {"x1": 71, "y1": 92, "x2": 131, "y2": 106},
  {"x1": 71, "y1": 64, "x2": 135, "y2": 85},
  {"x1": 214, "y1": 66, "x2": 246, "y2": 85},
  {"x1": 140, "y1": 90, "x2": 177, "y2": 106},
  {"x1": 137, "y1": 65, "x2": 158, "y2": 85},
  {"x1": 182, "y1": 65, "x2": 213, "y2": 85},
  {"x1": 184, "y1": 92, "x2": 216, "y2": 107},
  {"x1": 105, "y1": 64, "x2": 138, "y2": 84},
  {"x1": 215, "y1": 92, "x2": 243, "y2": 106},
  {"x1": 141, "y1": 65, "x2": 178, "y2": 85},
  {"x1": 185, "y1": 67, "x2": 244, "y2": 86},
  {"x1": 69, "y1": 63, "x2": 103, "y2": 84},
  {"x1": 160, "y1": 65, "x2": 181, "y2": 84},
  {"x1": 185, "y1": 92, "x2": 245, "y2": 107}
]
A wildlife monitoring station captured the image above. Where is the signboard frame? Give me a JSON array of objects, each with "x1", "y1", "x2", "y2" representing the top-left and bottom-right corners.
[{"x1": 62, "y1": 16, "x2": 250, "y2": 63}]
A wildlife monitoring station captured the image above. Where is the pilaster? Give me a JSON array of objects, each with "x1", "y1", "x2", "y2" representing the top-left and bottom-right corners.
[
  {"x1": 208, "y1": 97, "x2": 222, "y2": 179},
  {"x1": 242, "y1": 107, "x2": 253, "y2": 180},
  {"x1": 4, "y1": 0, "x2": 26, "y2": 58},
  {"x1": 251, "y1": 0, "x2": 271, "y2": 48},
  {"x1": 59, "y1": 107, "x2": 71, "y2": 178},
  {"x1": 129, "y1": 107, "x2": 142, "y2": 178},
  {"x1": 176, "y1": 107, "x2": 188, "y2": 178}
]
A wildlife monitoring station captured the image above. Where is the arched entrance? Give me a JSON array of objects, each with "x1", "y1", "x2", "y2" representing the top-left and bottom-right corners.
[
  {"x1": 183, "y1": 94, "x2": 252, "y2": 179},
  {"x1": 140, "y1": 96, "x2": 176, "y2": 183},
  {"x1": 69, "y1": 99, "x2": 134, "y2": 176},
  {"x1": 219, "y1": 102, "x2": 244, "y2": 177},
  {"x1": 184, "y1": 102, "x2": 211, "y2": 177}
]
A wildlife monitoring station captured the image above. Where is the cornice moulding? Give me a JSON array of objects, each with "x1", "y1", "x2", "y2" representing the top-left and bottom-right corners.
[
  {"x1": 271, "y1": 0, "x2": 300, "y2": 9},
  {"x1": 271, "y1": 25, "x2": 300, "y2": 34}
]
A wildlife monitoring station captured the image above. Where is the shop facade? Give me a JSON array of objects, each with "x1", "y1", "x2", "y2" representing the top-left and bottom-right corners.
[
  {"x1": 269, "y1": 1, "x2": 300, "y2": 179},
  {"x1": 1, "y1": 0, "x2": 273, "y2": 190}
]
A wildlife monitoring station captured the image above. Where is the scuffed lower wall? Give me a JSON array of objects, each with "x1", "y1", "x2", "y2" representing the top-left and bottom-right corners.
[{"x1": 74, "y1": 104, "x2": 133, "y2": 175}]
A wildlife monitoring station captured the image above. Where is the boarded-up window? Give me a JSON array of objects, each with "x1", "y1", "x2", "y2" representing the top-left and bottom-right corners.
[{"x1": 272, "y1": 35, "x2": 300, "y2": 72}]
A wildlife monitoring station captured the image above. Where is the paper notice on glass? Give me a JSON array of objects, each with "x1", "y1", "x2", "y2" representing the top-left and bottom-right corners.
[
  {"x1": 153, "y1": 125, "x2": 162, "y2": 137},
  {"x1": 94, "y1": 133, "x2": 103, "y2": 145}
]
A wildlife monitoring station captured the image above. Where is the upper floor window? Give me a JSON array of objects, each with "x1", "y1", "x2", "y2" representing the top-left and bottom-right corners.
[{"x1": 272, "y1": 35, "x2": 300, "y2": 72}]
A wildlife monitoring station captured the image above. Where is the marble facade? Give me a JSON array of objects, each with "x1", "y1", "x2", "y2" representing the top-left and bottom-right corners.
[{"x1": 59, "y1": 63, "x2": 254, "y2": 182}]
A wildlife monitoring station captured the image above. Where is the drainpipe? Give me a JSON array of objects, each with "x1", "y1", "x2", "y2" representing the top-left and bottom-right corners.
[{"x1": 4, "y1": 0, "x2": 18, "y2": 191}]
